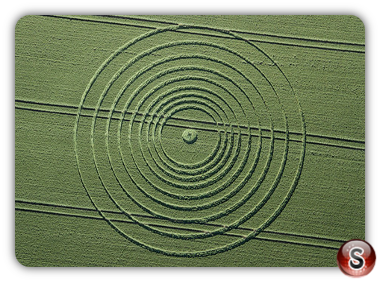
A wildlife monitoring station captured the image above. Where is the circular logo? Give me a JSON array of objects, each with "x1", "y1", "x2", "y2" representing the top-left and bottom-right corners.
[
  {"x1": 337, "y1": 239, "x2": 376, "y2": 277},
  {"x1": 74, "y1": 25, "x2": 306, "y2": 257}
]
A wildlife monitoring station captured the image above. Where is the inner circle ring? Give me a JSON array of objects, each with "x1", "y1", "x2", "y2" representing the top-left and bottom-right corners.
[
  {"x1": 74, "y1": 24, "x2": 306, "y2": 257},
  {"x1": 145, "y1": 97, "x2": 235, "y2": 186},
  {"x1": 153, "y1": 99, "x2": 227, "y2": 174},
  {"x1": 140, "y1": 87, "x2": 235, "y2": 181}
]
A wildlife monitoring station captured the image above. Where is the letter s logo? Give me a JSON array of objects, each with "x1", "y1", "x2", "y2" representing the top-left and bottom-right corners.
[{"x1": 349, "y1": 247, "x2": 365, "y2": 270}]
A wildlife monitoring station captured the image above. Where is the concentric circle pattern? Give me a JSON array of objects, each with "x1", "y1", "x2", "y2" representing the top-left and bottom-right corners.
[{"x1": 74, "y1": 25, "x2": 306, "y2": 257}]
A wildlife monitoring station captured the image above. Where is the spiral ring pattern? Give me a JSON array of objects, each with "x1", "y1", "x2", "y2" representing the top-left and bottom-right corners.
[{"x1": 74, "y1": 25, "x2": 306, "y2": 257}]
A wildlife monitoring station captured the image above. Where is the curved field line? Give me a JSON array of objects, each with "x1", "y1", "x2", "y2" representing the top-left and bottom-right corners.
[
  {"x1": 133, "y1": 88, "x2": 242, "y2": 189},
  {"x1": 147, "y1": 98, "x2": 236, "y2": 184},
  {"x1": 152, "y1": 101, "x2": 226, "y2": 177},
  {"x1": 137, "y1": 71, "x2": 238, "y2": 174}
]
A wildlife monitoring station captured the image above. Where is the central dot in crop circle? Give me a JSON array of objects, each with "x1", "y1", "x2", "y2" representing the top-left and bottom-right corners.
[{"x1": 182, "y1": 129, "x2": 198, "y2": 144}]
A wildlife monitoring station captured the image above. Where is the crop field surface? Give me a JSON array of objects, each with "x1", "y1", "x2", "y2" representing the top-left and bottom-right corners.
[{"x1": 15, "y1": 15, "x2": 365, "y2": 267}]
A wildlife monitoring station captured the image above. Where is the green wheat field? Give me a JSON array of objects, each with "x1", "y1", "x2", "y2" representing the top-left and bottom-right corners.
[{"x1": 15, "y1": 15, "x2": 365, "y2": 267}]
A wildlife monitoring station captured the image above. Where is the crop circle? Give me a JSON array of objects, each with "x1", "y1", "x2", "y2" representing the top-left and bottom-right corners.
[
  {"x1": 74, "y1": 24, "x2": 306, "y2": 257},
  {"x1": 182, "y1": 129, "x2": 198, "y2": 144}
]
